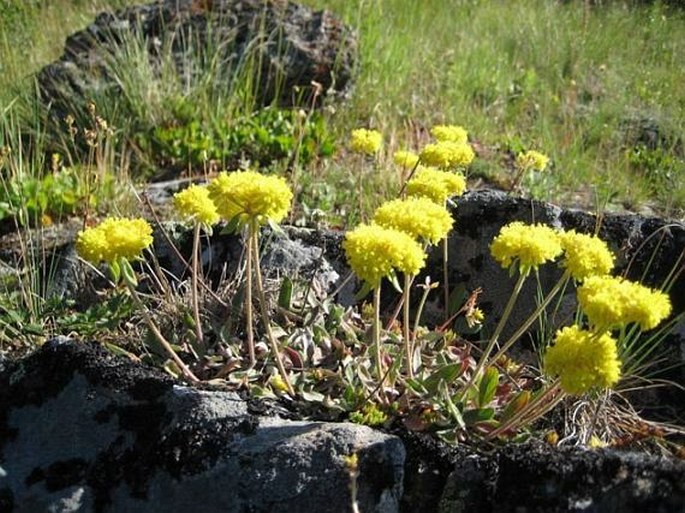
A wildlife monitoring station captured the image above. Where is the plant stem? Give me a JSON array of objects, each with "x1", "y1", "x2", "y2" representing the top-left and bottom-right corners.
[
  {"x1": 489, "y1": 271, "x2": 570, "y2": 365},
  {"x1": 411, "y1": 278, "x2": 434, "y2": 360},
  {"x1": 403, "y1": 274, "x2": 413, "y2": 378},
  {"x1": 191, "y1": 222, "x2": 204, "y2": 348},
  {"x1": 487, "y1": 380, "x2": 562, "y2": 439},
  {"x1": 251, "y1": 229, "x2": 295, "y2": 396},
  {"x1": 464, "y1": 270, "x2": 528, "y2": 395},
  {"x1": 125, "y1": 281, "x2": 199, "y2": 383},
  {"x1": 245, "y1": 228, "x2": 256, "y2": 366},
  {"x1": 373, "y1": 285, "x2": 384, "y2": 385},
  {"x1": 443, "y1": 237, "x2": 450, "y2": 320}
]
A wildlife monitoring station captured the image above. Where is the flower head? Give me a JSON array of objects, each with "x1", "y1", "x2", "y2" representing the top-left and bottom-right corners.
[
  {"x1": 76, "y1": 217, "x2": 153, "y2": 264},
  {"x1": 544, "y1": 325, "x2": 621, "y2": 395},
  {"x1": 516, "y1": 150, "x2": 549, "y2": 172},
  {"x1": 420, "y1": 141, "x2": 475, "y2": 169},
  {"x1": 577, "y1": 276, "x2": 672, "y2": 331},
  {"x1": 373, "y1": 197, "x2": 453, "y2": 245},
  {"x1": 343, "y1": 224, "x2": 426, "y2": 288},
  {"x1": 173, "y1": 184, "x2": 220, "y2": 227},
  {"x1": 208, "y1": 170, "x2": 292, "y2": 227},
  {"x1": 430, "y1": 125, "x2": 468, "y2": 144},
  {"x1": 350, "y1": 128, "x2": 383, "y2": 155},
  {"x1": 490, "y1": 222, "x2": 563, "y2": 275},
  {"x1": 393, "y1": 150, "x2": 419, "y2": 169},
  {"x1": 406, "y1": 166, "x2": 467, "y2": 204},
  {"x1": 559, "y1": 230, "x2": 614, "y2": 281}
]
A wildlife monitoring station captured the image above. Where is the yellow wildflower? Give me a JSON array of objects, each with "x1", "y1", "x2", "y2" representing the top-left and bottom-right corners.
[
  {"x1": 490, "y1": 222, "x2": 563, "y2": 275},
  {"x1": 465, "y1": 307, "x2": 485, "y2": 328},
  {"x1": 577, "y1": 276, "x2": 672, "y2": 331},
  {"x1": 559, "y1": 230, "x2": 614, "y2": 281},
  {"x1": 173, "y1": 184, "x2": 220, "y2": 227},
  {"x1": 76, "y1": 217, "x2": 153, "y2": 264},
  {"x1": 544, "y1": 325, "x2": 621, "y2": 395},
  {"x1": 343, "y1": 224, "x2": 426, "y2": 287},
  {"x1": 373, "y1": 197, "x2": 453, "y2": 245},
  {"x1": 430, "y1": 125, "x2": 468, "y2": 144},
  {"x1": 208, "y1": 170, "x2": 292, "y2": 226},
  {"x1": 420, "y1": 141, "x2": 475, "y2": 169},
  {"x1": 405, "y1": 166, "x2": 467, "y2": 204},
  {"x1": 516, "y1": 150, "x2": 549, "y2": 172},
  {"x1": 350, "y1": 128, "x2": 383, "y2": 155},
  {"x1": 393, "y1": 150, "x2": 419, "y2": 169}
]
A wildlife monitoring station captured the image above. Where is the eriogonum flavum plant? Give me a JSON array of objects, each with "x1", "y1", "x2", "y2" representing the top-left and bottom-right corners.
[
  {"x1": 544, "y1": 325, "x2": 621, "y2": 395},
  {"x1": 393, "y1": 150, "x2": 420, "y2": 169},
  {"x1": 430, "y1": 124, "x2": 468, "y2": 144},
  {"x1": 173, "y1": 184, "x2": 220, "y2": 228},
  {"x1": 76, "y1": 217, "x2": 153, "y2": 265},
  {"x1": 350, "y1": 128, "x2": 383, "y2": 155},
  {"x1": 516, "y1": 150, "x2": 550, "y2": 172},
  {"x1": 373, "y1": 197, "x2": 453, "y2": 245},
  {"x1": 419, "y1": 140, "x2": 475, "y2": 169},
  {"x1": 405, "y1": 166, "x2": 467, "y2": 204},
  {"x1": 577, "y1": 275, "x2": 672, "y2": 331},
  {"x1": 343, "y1": 223, "x2": 426, "y2": 289},
  {"x1": 490, "y1": 221, "x2": 563, "y2": 275},
  {"x1": 208, "y1": 170, "x2": 292, "y2": 227},
  {"x1": 559, "y1": 230, "x2": 615, "y2": 281}
]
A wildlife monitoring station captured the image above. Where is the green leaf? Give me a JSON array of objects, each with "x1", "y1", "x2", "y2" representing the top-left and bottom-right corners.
[
  {"x1": 387, "y1": 272, "x2": 403, "y2": 293},
  {"x1": 267, "y1": 218, "x2": 285, "y2": 235},
  {"x1": 221, "y1": 215, "x2": 242, "y2": 235},
  {"x1": 440, "y1": 381, "x2": 465, "y2": 429},
  {"x1": 278, "y1": 276, "x2": 293, "y2": 309},
  {"x1": 463, "y1": 407, "x2": 495, "y2": 426},
  {"x1": 500, "y1": 390, "x2": 531, "y2": 422},
  {"x1": 119, "y1": 258, "x2": 138, "y2": 288},
  {"x1": 354, "y1": 281, "x2": 374, "y2": 301},
  {"x1": 422, "y1": 362, "x2": 463, "y2": 395},
  {"x1": 478, "y1": 367, "x2": 499, "y2": 408},
  {"x1": 108, "y1": 259, "x2": 121, "y2": 284}
]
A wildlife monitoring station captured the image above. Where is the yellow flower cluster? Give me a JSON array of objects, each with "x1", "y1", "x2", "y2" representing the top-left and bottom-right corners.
[
  {"x1": 490, "y1": 222, "x2": 563, "y2": 275},
  {"x1": 405, "y1": 166, "x2": 467, "y2": 204},
  {"x1": 76, "y1": 217, "x2": 153, "y2": 264},
  {"x1": 393, "y1": 150, "x2": 419, "y2": 169},
  {"x1": 350, "y1": 128, "x2": 383, "y2": 155},
  {"x1": 516, "y1": 150, "x2": 549, "y2": 172},
  {"x1": 544, "y1": 325, "x2": 621, "y2": 395},
  {"x1": 343, "y1": 224, "x2": 426, "y2": 287},
  {"x1": 208, "y1": 170, "x2": 292, "y2": 226},
  {"x1": 173, "y1": 184, "x2": 220, "y2": 226},
  {"x1": 577, "y1": 275, "x2": 672, "y2": 331},
  {"x1": 430, "y1": 124, "x2": 468, "y2": 144},
  {"x1": 420, "y1": 141, "x2": 475, "y2": 169},
  {"x1": 373, "y1": 197, "x2": 453, "y2": 245},
  {"x1": 559, "y1": 230, "x2": 614, "y2": 281}
]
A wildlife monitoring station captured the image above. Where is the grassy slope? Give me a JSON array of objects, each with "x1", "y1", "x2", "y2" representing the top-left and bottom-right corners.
[
  {"x1": 300, "y1": 0, "x2": 685, "y2": 217},
  {"x1": 0, "y1": 0, "x2": 684, "y2": 218}
]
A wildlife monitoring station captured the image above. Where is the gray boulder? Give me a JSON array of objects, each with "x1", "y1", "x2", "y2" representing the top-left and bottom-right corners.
[
  {"x1": 0, "y1": 338, "x2": 404, "y2": 513},
  {"x1": 37, "y1": 0, "x2": 357, "y2": 120}
]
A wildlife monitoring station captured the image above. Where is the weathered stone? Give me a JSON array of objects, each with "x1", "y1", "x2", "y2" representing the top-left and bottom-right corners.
[
  {"x1": 0, "y1": 338, "x2": 404, "y2": 513},
  {"x1": 38, "y1": 0, "x2": 357, "y2": 120},
  {"x1": 392, "y1": 429, "x2": 685, "y2": 513}
]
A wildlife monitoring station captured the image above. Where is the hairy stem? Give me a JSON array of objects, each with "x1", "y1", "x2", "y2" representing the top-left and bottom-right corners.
[
  {"x1": 125, "y1": 281, "x2": 199, "y2": 383},
  {"x1": 252, "y1": 229, "x2": 295, "y2": 396}
]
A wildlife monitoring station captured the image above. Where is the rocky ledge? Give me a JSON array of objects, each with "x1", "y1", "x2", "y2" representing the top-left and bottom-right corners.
[{"x1": 1, "y1": 340, "x2": 684, "y2": 513}]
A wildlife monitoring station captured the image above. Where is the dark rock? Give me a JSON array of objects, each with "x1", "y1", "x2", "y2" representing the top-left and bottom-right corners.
[
  {"x1": 37, "y1": 0, "x2": 357, "y2": 120},
  {"x1": 437, "y1": 441, "x2": 685, "y2": 513},
  {"x1": 0, "y1": 339, "x2": 404, "y2": 513}
]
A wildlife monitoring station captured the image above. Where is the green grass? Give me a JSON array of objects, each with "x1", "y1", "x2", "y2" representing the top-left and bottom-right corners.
[
  {"x1": 299, "y1": 0, "x2": 685, "y2": 217},
  {"x1": 2, "y1": 0, "x2": 684, "y2": 217}
]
